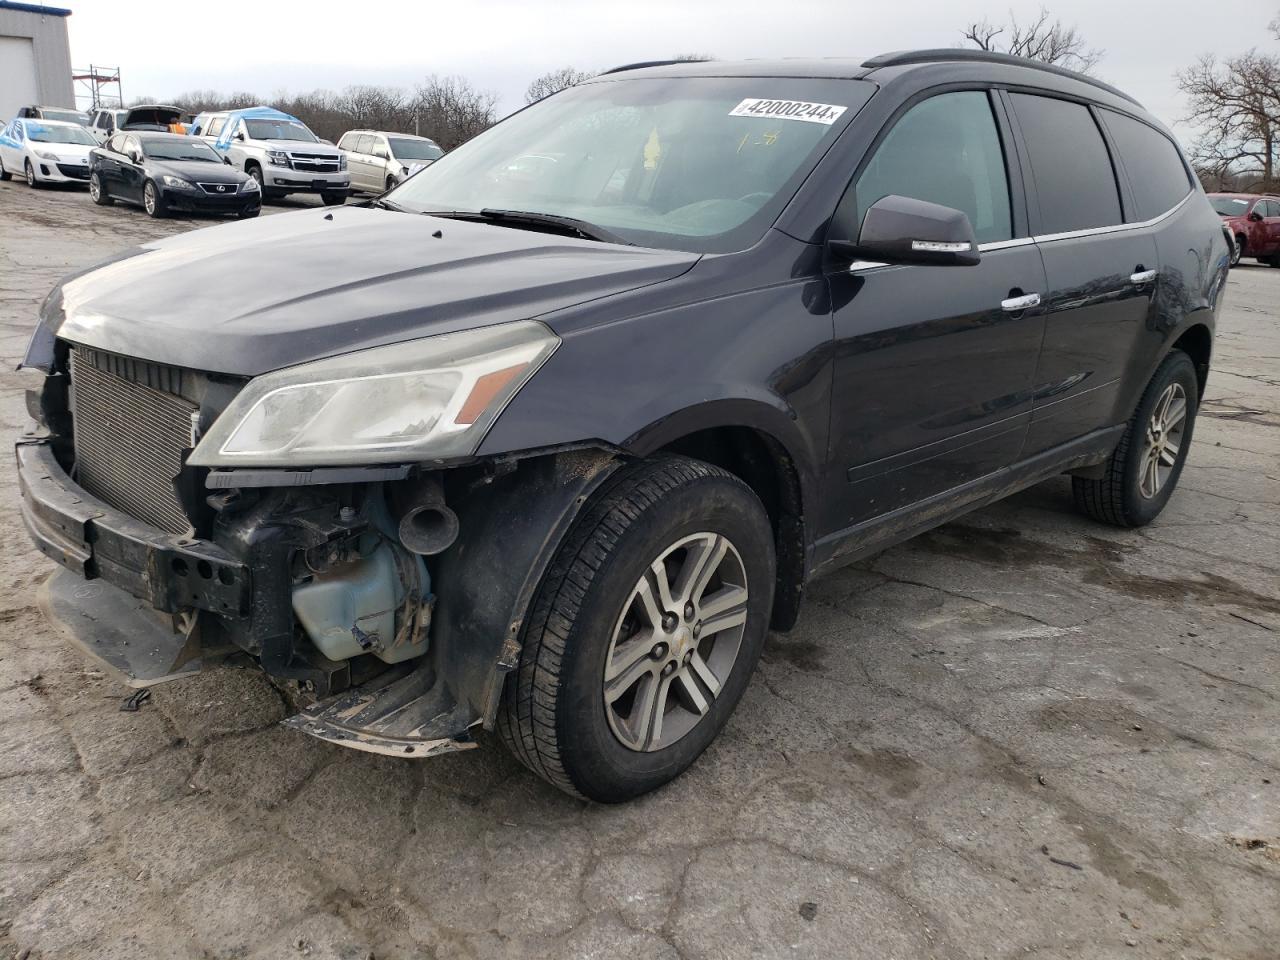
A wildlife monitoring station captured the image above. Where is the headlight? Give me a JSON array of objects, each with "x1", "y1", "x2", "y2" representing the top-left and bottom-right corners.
[
  {"x1": 161, "y1": 175, "x2": 197, "y2": 191},
  {"x1": 267, "y1": 150, "x2": 290, "y2": 167},
  {"x1": 338, "y1": 154, "x2": 348, "y2": 171},
  {"x1": 35, "y1": 150, "x2": 58, "y2": 160},
  {"x1": 188, "y1": 321, "x2": 559, "y2": 467},
  {"x1": 240, "y1": 178, "x2": 260, "y2": 192}
]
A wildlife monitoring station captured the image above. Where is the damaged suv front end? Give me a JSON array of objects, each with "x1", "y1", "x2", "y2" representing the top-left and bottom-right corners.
[{"x1": 15, "y1": 207, "x2": 703, "y2": 756}]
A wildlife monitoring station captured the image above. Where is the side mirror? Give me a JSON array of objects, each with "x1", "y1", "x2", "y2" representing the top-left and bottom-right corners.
[
  {"x1": 223, "y1": 156, "x2": 233, "y2": 165},
  {"x1": 374, "y1": 148, "x2": 389, "y2": 160},
  {"x1": 1248, "y1": 210, "x2": 1264, "y2": 222},
  {"x1": 830, "y1": 195, "x2": 981, "y2": 267},
  {"x1": 129, "y1": 151, "x2": 142, "y2": 164},
  {"x1": 234, "y1": 131, "x2": 245, "y2": 141}
]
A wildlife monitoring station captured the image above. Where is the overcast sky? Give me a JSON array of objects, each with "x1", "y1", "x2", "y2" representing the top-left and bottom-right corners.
[{"x1": 65, "y1": 0, "x2": 1278, "y2": 143}]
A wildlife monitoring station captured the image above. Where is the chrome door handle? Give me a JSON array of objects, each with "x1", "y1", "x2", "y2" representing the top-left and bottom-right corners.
[
  {"x1": 1130, "y1": 269, "x2": 1157, "y2": 285},
  {"x1": 1001, "y1": 293, "x2": 1041, "y2": 312}
]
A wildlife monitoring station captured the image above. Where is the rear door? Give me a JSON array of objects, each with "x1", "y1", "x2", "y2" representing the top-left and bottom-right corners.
[
  {"x1": 94, "y1": 134, "x2": 125, "y2": 194},
  {"x1": 350, "y1": 134, "x2": 375, "y2": 190},
  {"x1": 0, "y1": 120, "x2": 21, "y2": 173},
  {"x1": 1007, "y1": 92, "x2": 1159, "y2": 454},
  {"x1": 823, "y1": 89, "x2": 1047, "y2": 538}
]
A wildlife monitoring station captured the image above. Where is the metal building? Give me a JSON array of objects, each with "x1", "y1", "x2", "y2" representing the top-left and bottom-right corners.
[{"x1": 0, "y1": 2, "x2": 73, "y2": 122}]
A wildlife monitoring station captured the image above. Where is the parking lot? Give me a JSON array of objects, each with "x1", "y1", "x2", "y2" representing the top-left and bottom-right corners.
[{"x1": 0, "y1": 179, "x2": 1276, "y2": 959}]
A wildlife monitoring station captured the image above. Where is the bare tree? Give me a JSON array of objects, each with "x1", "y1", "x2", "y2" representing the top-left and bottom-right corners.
[
  {"x1": 1270, "y1": 10, "x2": 1279, "y2": 41},
  {"x1": 525, "y1": 66, "x2": 594, "y2": 104},
  {"x1": 1178, "y1": 51, "x2": 1280, "y2": 192},
  {"x1": 961, "y1": 7, "x2": 1103, "y2": 74},
  {"x1": 410, "y1": 75, "x2": 499, "y2": 150}
]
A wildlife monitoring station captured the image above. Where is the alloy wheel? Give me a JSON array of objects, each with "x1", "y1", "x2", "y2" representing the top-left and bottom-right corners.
[
  {"x1": 1139, "y1": 382, "x2": 1188, "y2": 499},
  {"x1": 603, "y1": 532, "x2": 749, "y2": 752},
  {"x1": 25, "y1": 162, "x2": 35, "y2": 187},
  {"x1": 89, "y1": 175, "x2": 100, "y2": 202},
  {"x1": 144, "y1": 183, "x2": 156, "y2": 215}
]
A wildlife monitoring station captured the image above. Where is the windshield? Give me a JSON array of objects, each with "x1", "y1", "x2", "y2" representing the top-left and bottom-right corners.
[
  {"x1": 389, "y1": 77, "x2": 872, "y2": 252},
  {"x1": 389, "y1": 137, "x2": 443, "y2": 161},
  {"x1": 42, "y1": 109, "x2": 87, "y2": 125},
  {"x1": 245, "y1": 119, "x2": 318, "y2": 142},
  {"x1": 142, "y1": 138, "x2": 222, "y2": 162},
  {"x1": 28, "y1": 123, "x2": 96, "y2": 145},
  {"x1": 1209, "y1": 196, "x2": 1251, "y2": 216}
]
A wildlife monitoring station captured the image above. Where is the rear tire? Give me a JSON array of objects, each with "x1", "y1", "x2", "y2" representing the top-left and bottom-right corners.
[
  {"x1": 1072, "y1": 350, "x2": 1199, "y2": 528},
  {"x1": 89, "y1": 172, "x2": 113, "y2": 205},
  {"x1": 498, "y1": 456, "x2": 776, "y2": 802},
  {"x1": 0, "y1": 157, "x2": 10, "y2": 181}
]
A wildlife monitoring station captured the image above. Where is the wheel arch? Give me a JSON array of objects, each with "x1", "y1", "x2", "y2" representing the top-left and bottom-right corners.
[
  {"x1": 1169, "y1": 321, "x2": 1213, "y2": 404},
  {"x1": 626, "y1": 404, "x2": 812, "y2": 632}
]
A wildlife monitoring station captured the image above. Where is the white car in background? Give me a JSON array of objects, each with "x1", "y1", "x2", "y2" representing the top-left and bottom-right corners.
[
  {"x1": 0, "y1": 118, "x2": 96, "y2": 187},
  {"x1": 337, "y1": 130, "x2": 444, "y2": 194}
]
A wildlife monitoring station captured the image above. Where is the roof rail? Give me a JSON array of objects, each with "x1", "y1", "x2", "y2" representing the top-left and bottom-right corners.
[
  {"x1": 861, "y1": 49, "x2": 1140, "y2": 107},
  {"x1": 599, "y1": 59, "x2": 709, "y2": 76}
]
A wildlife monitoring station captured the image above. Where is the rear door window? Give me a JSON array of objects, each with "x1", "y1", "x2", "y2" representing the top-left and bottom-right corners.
[
  {"x1": 1009, "y1": 93, "x2": 1122, "y2": 235},
  {"x1": 207, "y1": 117, "x2": 226, "y2": 138},
  {"x1": 854, "y1": 90, "x2": 1013, "y2": 244},
  {"x1": 1099, "y1": 110, "x2": 1191, "y2": 221}
]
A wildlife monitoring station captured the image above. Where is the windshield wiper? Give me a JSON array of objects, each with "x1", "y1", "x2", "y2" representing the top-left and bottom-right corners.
[
  {"x1": 369, "y1": 197, "x2": 407, "y2": 212},
  {"x1": 421, "y1": 208, "x2": 632, "y2": 245}
]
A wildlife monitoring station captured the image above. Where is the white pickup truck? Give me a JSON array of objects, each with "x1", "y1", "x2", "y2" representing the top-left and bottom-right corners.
[{"x1": 190, "y1": 106, "x2": 350, "y2": 205}]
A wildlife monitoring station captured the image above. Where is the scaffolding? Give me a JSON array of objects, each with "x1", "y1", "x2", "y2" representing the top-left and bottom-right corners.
[{"x1": 73, "y1": 65, "x2": 123, "y2": 113}]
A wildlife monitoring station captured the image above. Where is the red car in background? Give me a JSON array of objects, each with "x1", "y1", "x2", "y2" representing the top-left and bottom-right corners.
[{"x1": 1209, "y1": 192, "x2": 1280, "y2": 267}]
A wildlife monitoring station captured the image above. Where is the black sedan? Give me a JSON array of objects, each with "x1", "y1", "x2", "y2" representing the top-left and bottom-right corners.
[{"x1": 89, "y1": 132, "x2": 261, "y2": 219}]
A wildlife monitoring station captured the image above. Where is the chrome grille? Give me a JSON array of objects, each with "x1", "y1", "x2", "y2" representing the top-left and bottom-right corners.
[
  {"x1": 288, "y1": 152, "x2": 340, "y2": 172},
  {"x1": 70, "y1": 349, "x2": 196, "y2": 535}
]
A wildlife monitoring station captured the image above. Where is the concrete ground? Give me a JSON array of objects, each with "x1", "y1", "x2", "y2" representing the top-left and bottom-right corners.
[{"x1": 0, "y1": 178, "x2": 1276, "y2": 960}]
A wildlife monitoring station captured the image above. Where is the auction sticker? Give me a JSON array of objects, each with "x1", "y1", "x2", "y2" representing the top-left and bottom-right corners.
[{"x1": 729, "y1": 98, "x2": 847, "y2": 125}]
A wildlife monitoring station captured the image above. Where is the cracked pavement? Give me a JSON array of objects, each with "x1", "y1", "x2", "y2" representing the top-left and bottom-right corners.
[{"x1": 0, "y1": 180, "x2": 1277, "y2": 959}]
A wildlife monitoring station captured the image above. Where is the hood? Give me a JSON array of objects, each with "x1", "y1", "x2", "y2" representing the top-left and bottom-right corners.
[
  {"x1": 34, "y1": 142, "x2": 92, "y2": 162},
  {"x1": 265, "y1": 139, "x2": 339, "y2": 154},
  {"x1": 150, "y1": 159, "x2": 245, "y2": 182},
  {"x1": 49, "y1": 206, "x2": 699, "y2": 376}
]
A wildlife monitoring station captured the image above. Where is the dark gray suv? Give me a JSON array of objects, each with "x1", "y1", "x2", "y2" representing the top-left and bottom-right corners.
[{"x1": 17, "y1": 50, "x2": 1228, "y2": 801}]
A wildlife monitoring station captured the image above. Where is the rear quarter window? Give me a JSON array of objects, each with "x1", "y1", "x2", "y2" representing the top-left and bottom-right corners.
[
  {"x1": 1009, "y1": 93, "x2": 1123, "y2": 235},
  {"x1": 1099, "y1": 110, "x2": 1192, "y2": 221}
]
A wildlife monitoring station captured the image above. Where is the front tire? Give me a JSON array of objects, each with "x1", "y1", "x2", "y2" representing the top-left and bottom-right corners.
[
  {"x1": 143, "y1": 180, "x2": 166, "y2": 218},
  {"x1": 1073, "y1": 350, "x2": 1199, "y2": 527},
  {"x1": 1229, "y1": 237, "x2": 1243, "y2": 267},
  {"x1": 24, "y1": 160, "x2": 39, "y2": 188},
  {"x1": 89, "y1": 172, "x2": 113, "y2": 205},
  {"x1": 498, "y1": 456, "x2": 776, "y2": 802},
  {"x1": 321, "y1": 191, "x2": 346, "y2": 206}
]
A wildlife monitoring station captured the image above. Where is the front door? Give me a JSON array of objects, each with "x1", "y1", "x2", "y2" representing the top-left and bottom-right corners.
[{"x1": 822, "y1": 89, "x2": 1047, "y2": 542}]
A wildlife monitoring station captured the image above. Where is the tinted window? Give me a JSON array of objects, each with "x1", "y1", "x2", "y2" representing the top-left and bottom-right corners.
[
  {"x1": 855, "y1": 91, "x2": 1012, "y2": 244},
  {"x1": 1010, "y1": 93, "x2": 1122, "y2": 234},
  {"x1": 389, "y1": 137, "x2": 443, "y2": 161},
  {"x1": 1100, "y1": 110, "x2": 1191, "y2": 220}
]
